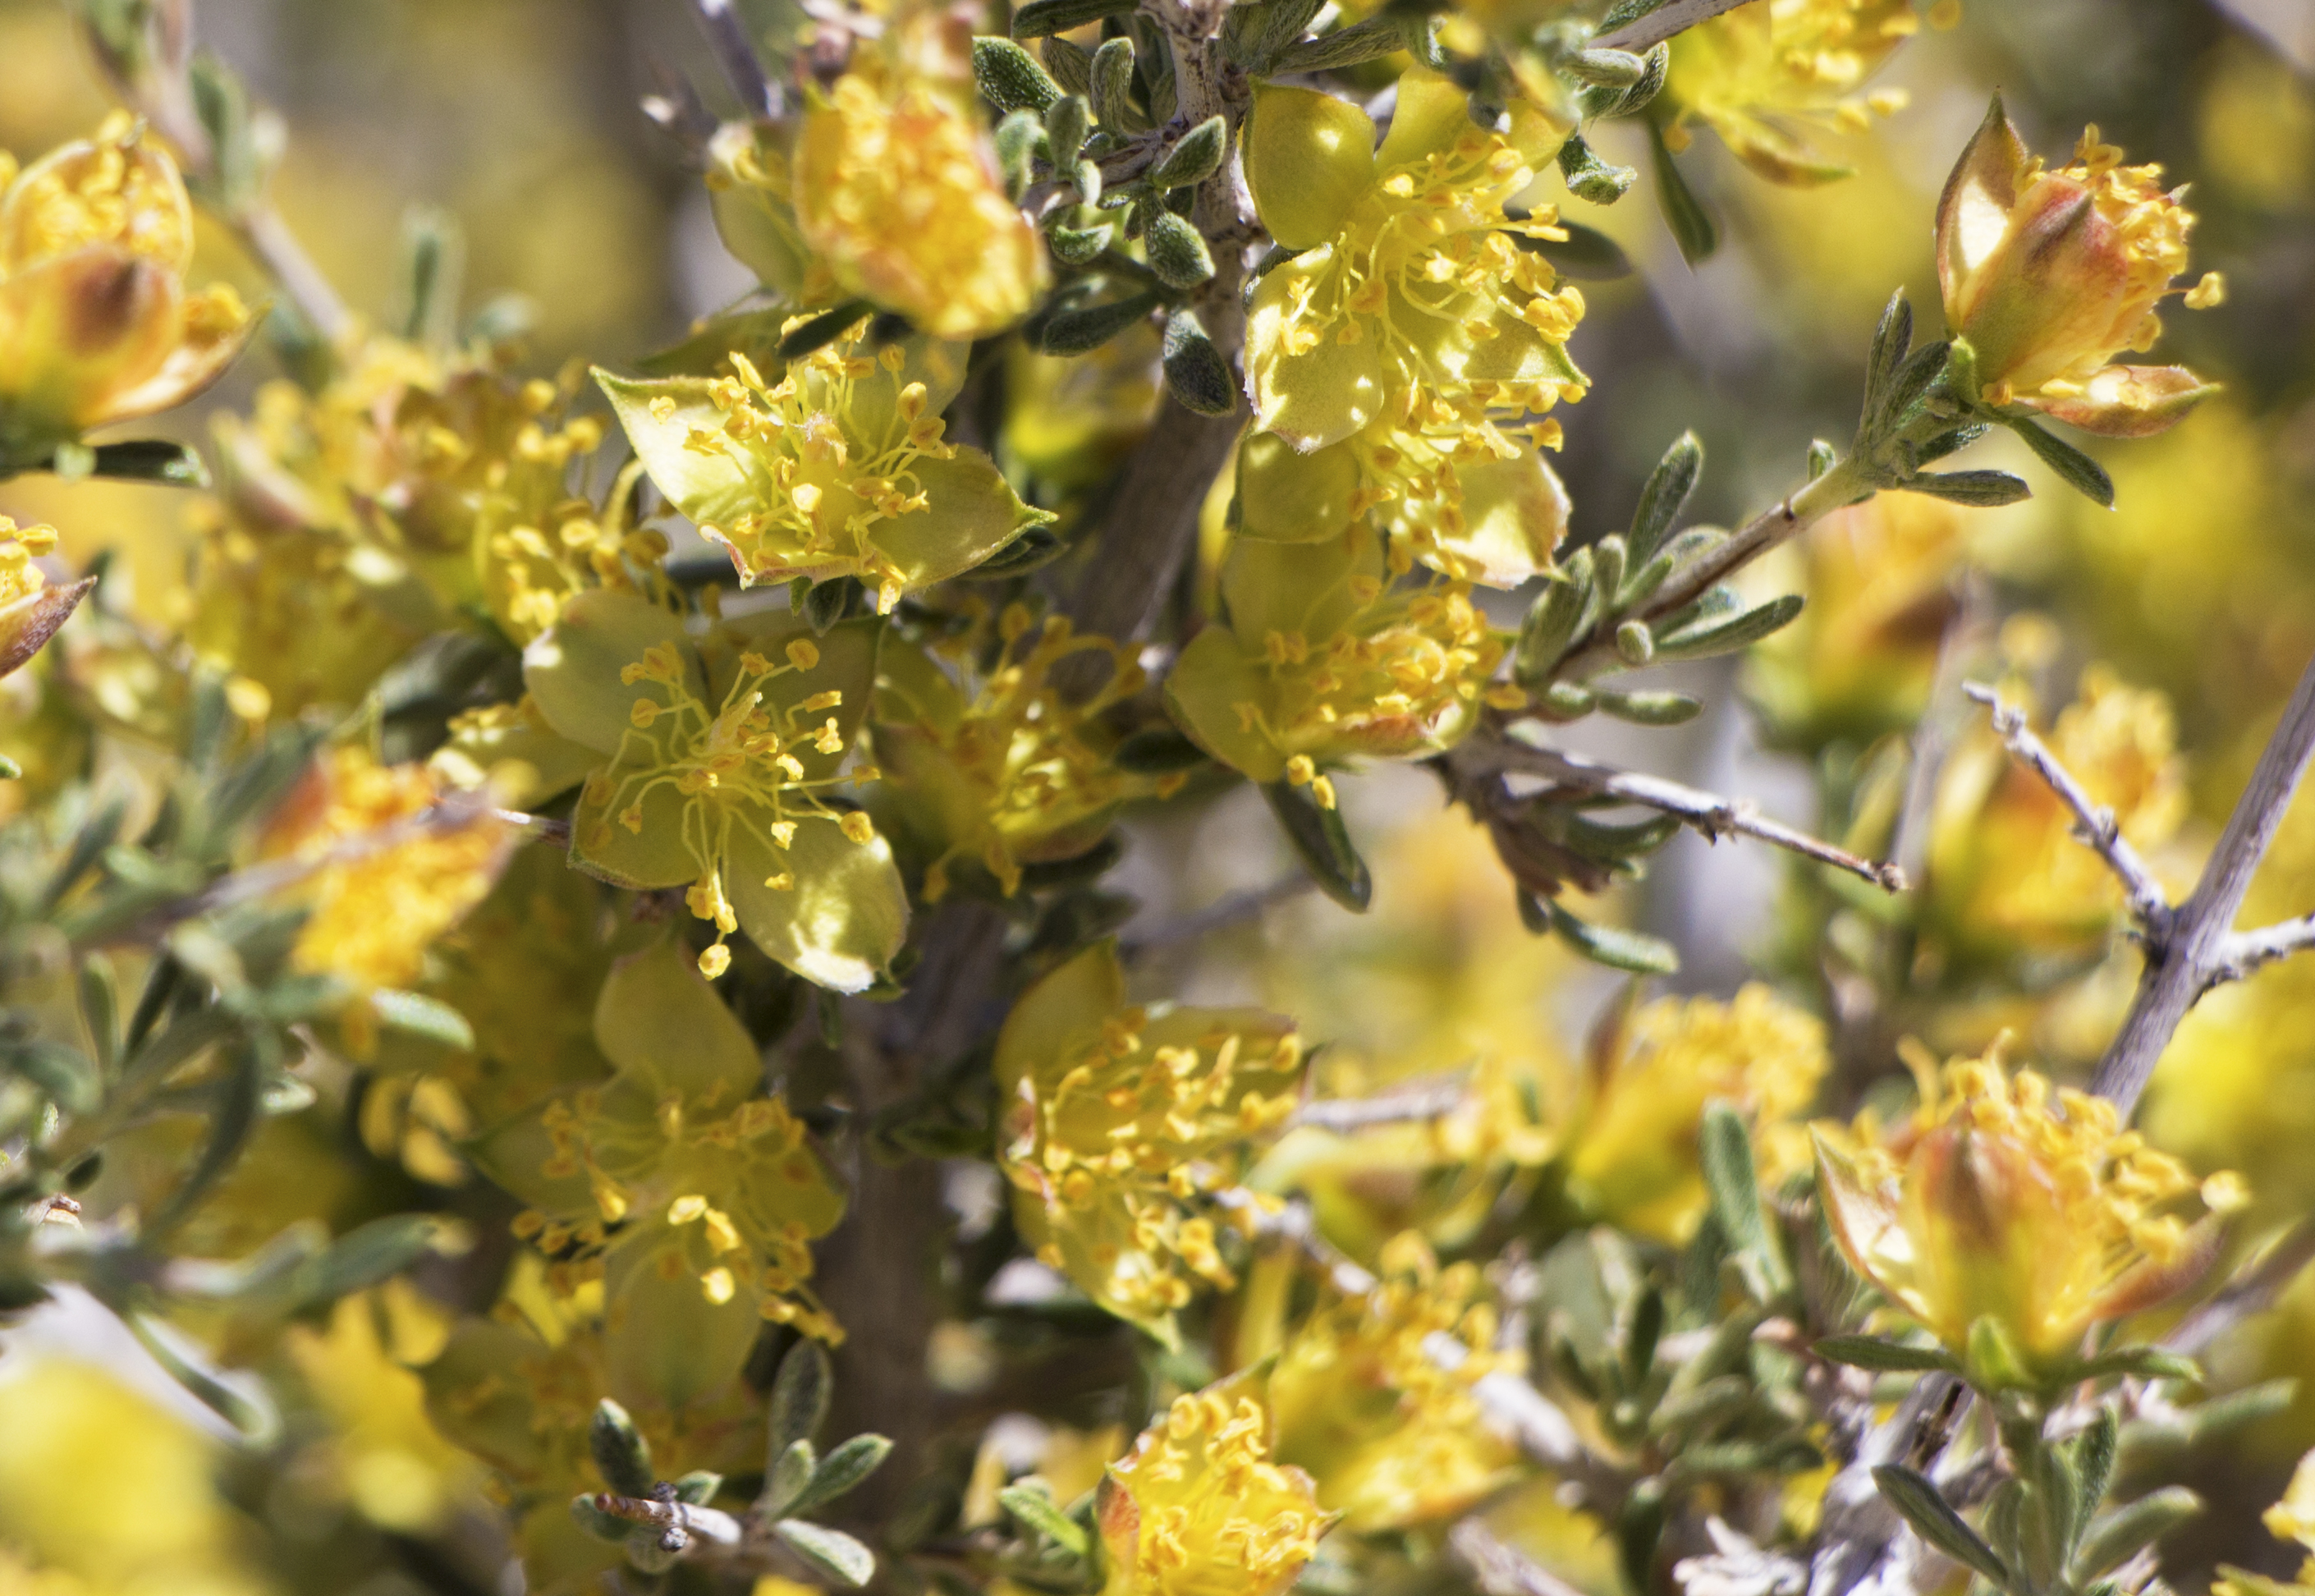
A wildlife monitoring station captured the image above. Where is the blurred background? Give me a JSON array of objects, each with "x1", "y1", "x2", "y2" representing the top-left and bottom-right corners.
[{"x1": 1, "y1": 0, "x2": 2313, "y2": 1589}]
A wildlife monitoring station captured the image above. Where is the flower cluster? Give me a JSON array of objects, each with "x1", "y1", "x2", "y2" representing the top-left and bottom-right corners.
[
  {"x1": 1662, "y1": 0, "x2": 1940, "y2": 185},
  {"x1": 0, "y1": 112, "x2": 252, "y2": 464},
  {"x1": 475, "y1": 941, "x2": 847, "y2": 1345},
  {"x1": 1096, "y1": 1369, "x2": 1332, "y2": 1596},
  {"x1": 1816, "y1": 1048, "x2": 2246, "y2": 1381},
  {"x1": 875, "y1": 599, "x2": 1180, "y2": 900},
  {"x1": 521, "y1": 589, "x2": 906, "y2": 989},
  {"x1": 997, "y1": 942, "x2": 1306, "y2": 1344},
  {"x1": 600, "y1": 330, "x2": 1048, "y2": 612},
  {"x1": 1268, "y1": 1234, "x2": 1522, "y2": 1531},
  {"x1": 1167, "y1": 525, "x2": 1515, "y2": 799},
  {"x1": 1939, "y1": 102, "x2": 2226, "y2": 436}
]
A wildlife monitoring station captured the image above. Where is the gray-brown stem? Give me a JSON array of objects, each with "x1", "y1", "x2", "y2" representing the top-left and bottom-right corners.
[{"x1": 2090, "y1": 645, "x2": 2315, "y2": 1113}]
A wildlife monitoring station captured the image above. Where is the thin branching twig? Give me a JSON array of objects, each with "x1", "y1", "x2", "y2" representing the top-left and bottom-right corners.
[{"x1": 1596, "y1": 0, "x2": 1765, "y2": 52}]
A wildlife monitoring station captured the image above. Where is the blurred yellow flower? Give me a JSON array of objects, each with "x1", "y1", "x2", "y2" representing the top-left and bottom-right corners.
[
  {"x1": 0, "y1": 512, "x2": 88, "y2": 682},
  {"x1": 0, "y1": 1358, "x2": 274, "y2": 1596},
  {"x1": 1664, "y1": 0, "x2": 1929, "y2": 185},
  {"x1": 995, "y1": 940, "x2": 1305, "y2": 1345},
  {"x1": 1938, "y1": 101, "x2": 2223, "y2": 436},
  {"x1": 1815, "y1": 1049, "x2": 2244, "y2": 1381},
  {"x1": 874, "y1": 600, "x2": 1180, "y2": 901},
  {"x1": 0, "y1": 113, "x2": 254, "y2": 463},
  {"x1": 256, "y1": 745, "x2": 512, "y2": 1031},
  {"x1": 1564, "y1": 984, "x2": 1829, "y2": 1244},
  {"x1": 1746, "y1": 493, "x2": 1971, "y2": 750},
  {"x1": 1269, "y1": 1234, "x2": 1523, "y2": 1530},
  {"x1": 283, "y1": 1285, "x2": 479, "y2": 1534},
  {"x1": 1923, "y1": 666, "x2": 2186, "y2": 975},
  {"x1": 794, "y1": 12, "x2": 1046, "y2": 338},
  {"x1": 1095, "y1": 1368, "x2": 1332, "y2": 1596}
]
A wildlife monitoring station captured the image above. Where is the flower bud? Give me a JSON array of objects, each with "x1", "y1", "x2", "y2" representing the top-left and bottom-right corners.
[{"x1": 1937, "y1": 98, "x2": 2220, "y2": 437}]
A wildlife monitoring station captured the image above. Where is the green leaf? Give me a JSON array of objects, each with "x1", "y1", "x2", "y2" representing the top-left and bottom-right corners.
[
  {"x1": 775, "y1": 1520, "x2": 876, "y2": 1588},
  {"x1": 672, "y1": 1470, "x2": 723, "y2": 1507},
  {"x1": 1864, "y1": 290, "x2": 1913, "y2": 413},
  {"x1": 589, "y1": 1399, "x2": 657, "y2": 1497},
  {"x1": 2071, "y1": 1407, "x2": 2119, "y2": 1531},
  {"x1": 1596, "y1": 689, "x2": 1700, "y2": 726},
  {"x1": 1557, "y1": 131, "x2": 1636, "y2": 206},
  {"x1": 1261, "y1": 779, "x2": 1372, "y2": 912},
  {"x1": 1647, "y1": 119, "x2": 1717, "y2": 264},
  {"x1": 2006, "y1": 415, "x2": 2114, "y2": 507},
  {"x1": 1700, "y1": 1100, "x2": 1787, "y2": 1296},
  {"x1": 2075, "y1": 1345, "x2": 2201, "y2": 1384},
  {"x1": 368, "y1": 989, "x2": 475, "y2": 1051},
  {"x1": 973, "y1": 36, "x2": 1063, "y2": 113},
  {"x1": 2074, "y1": 1488, "x2": 2200, "y2": 1581},
  {"x1": 2, "y1": 1039, "x2": 99, "y2": 1116},
  {"x1": 999, "y1": 1482, "x2": 1093, "y2": 1557},
  {"x1": 1516, "y1": 218, "x2": 1633, "y2": 281},
  {"x1": 1515, "y1": 555, "x2": 1596, "y2": 686},
  {"x1": 1036, "y1": 292, "x2": 1159, "y2": 356},
  {"x1": 1873, "y1": 1465, "x2": 2010, "y2": 1585},
  {"x1": 777, "y1": 300, "x2": 874, "y2": 360},
  {"x1": 1630, "y1": 432, "x2": 1703, "y2": 564},
  {"x1": 634, "y1": 307, "x2": 791, "y2": 378},
  {"x1": 1144, "y1": 209, "x2": 1216, "y2": 289},
  {"x1": 1653, "y1": 593, "x2": 1804, "y2": 661},
  {"x1": 1271, "y1": 14, "x2": 1410, "y2": 72},
  {"x1": 2183, "y1": 1378, "x2": 2297, "y2": 1442},
  {"x1": 1089, "y1": 37, "x2": 1139, "y2": 134},
  {"x1": 299, "y1": 1214, "x2": 447, "y2": 1305},
  {"x1": 1812, "y1": 1336, "x2": 1958, "y2": 1374},
  {"x1": 150, "y1": 1034, "x2": 264, "y2": 1235},
  {"x1": 1162, "y1": 309, "x2": 1236, "y2": 415},
  {"x1": 764, "y1": 1438, "x2": 818, "y2": 1517},
  {"x1": 189, "y1": 49, "x2": 262, "y2": 209},
  {"x1": 570, "y1": 1493, "x2": 631, "y2": 1543},
  {"x1": 1547, "y1": 899, "x2": 1678, "y2": 974},
  {"x1": 769, "y1": 1338, "x2": 833, "y2": 1458},
  {"x1": 961, "y1": 526, "x2": 1066, "y2": 580},
  {"x1": 0, "y1": 754, "x2": 19, "y2": 780},
  {"x1": 793, "y1": 1434, "x2": 894, "y2": 1514},
  {"x1": 1152, "y1": 116, "x2": 1228, "y2": 189},
  {"x1": 1112, "y1": 726, "x2": 1211, "y2": 775},
  {"x1": 1012, "y1": 0, "x2": 1136, "y2": 35},
  {"x1": 79, "y1": 439, "x2": 209, "y2": 488}
]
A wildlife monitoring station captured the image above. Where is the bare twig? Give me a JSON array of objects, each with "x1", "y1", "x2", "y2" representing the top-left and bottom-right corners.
[
  {"x1": 1596, "y1": 0, "x2": 1765, "y2": 52},
  {"x1": 1451, "y1": 1518, "x2": 1598, "y2": 1596},
  {"x1": 1961, "y1": 682, "x2": 2172, "y2": 931},
  {"x1": 1289, "y1": 1075, "x2": 1468, "y2": 1133},
  {"x1": 1465, "y1": 739, "x2": 1908, "y2": 892},
  {"x1": 2092, "y1": 647, "x2": 2315, "y2": 1112},
  {"x1": 1891, "y1": 573, "x2": 1992, "y2": 886},
  {"x1": 694, "y1": 0, "x2": 782, "y2": 117},
  {"x1": 589, "y1": 1493, "x2": 745, "y2": 1552},
  {"x1": 2208, "y1": 912, "x2": 2315, "y2": 988},
  {"x1": 1121, "y1": 874, "x2": 1314, "y2": 957},
  {"x1": 2165, "y1": 1217, "x2": 2315, "y2": 1359}
]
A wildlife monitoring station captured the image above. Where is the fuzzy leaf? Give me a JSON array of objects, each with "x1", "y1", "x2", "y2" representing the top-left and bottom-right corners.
[
  {"x1": 776, "y1": 1520, "x2": 876, "y2": 1588},
  {"x1": 1873, "y1": 1465, "x2": 2010, "y2": 1585}
]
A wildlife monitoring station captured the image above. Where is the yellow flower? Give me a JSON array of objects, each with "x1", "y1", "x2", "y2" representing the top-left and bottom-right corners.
[
  {"x1": 1923, "y1": 665, "x2": 2186, "y2": 973},
  {"x1": 257, "y1": 746, "x2": 512, "y2": 1020},
  {"x1": 423, "y1": 1258, "x2": 764, "y2": 1589},
  {"x1": 874, "y1": 599, "x2": 1180, "y2": 901},
  {"x1": 1814, "y1": 1048, "x2": 2244, "y2": 1381},
  {"x1": 0, "y1": 113, "x2": 254, "y2": 463},
  {"x1": 0, "y1": 1358, "x2": 273, "y2": 1596},
  {"x1": 283, "y1": 1286, "x2": 480, "y2": 1534},
  {"x1": 1235, "y1": 414, "x2": 1573, "y2": 589},
  {"x1": 1564, "y1": 984, "x2": 1830, "y2": 1244},
  {"x1": 1240, "y1": 67, "x2": 1585, "y2": 453},
  {"x1": 1003, "y1": 327, "x2": 1162, "y2": 493},
  {"x1": 2217, "y1": 1450, "x2": 2315, "y2": 1595},
  {"x1": 1165, "y1": 524, "x2": 1506, "y2": 791},
  {"x1": 995, "y1": 941, "x2": 1305, "y2": 1346},
  {"x1": 1663, "y1": 0, "x2": 1931, "y2": 186},
  {"x1": 1938, "y1": 99, "x2": 2223, "y2": 436},
  {"x1": 521, "y1": 589, "x2": 906, "y2": 991},
  {"x1": 1745, "y1": 493, "x2": 1973, "y2": 749},
  {"x1": 598, "y1": 329, "x2": 1051, "y2": 613},
  {"x1": 0, "y1": 514, "x2": 88, "y2": 683},
  {"x1": 1268, "y1": 1234, "x2": 1523, "y2": 1531},
  {"x1": 1095, "y1": 1368, "x2": 1332, "y2": 1596},
  {"x1": 793, "y1": 12, "x2": 1047, "y2": 338},
  {"x1": 471, "y1": 940, "x2": 849, "y2": 1357}
]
